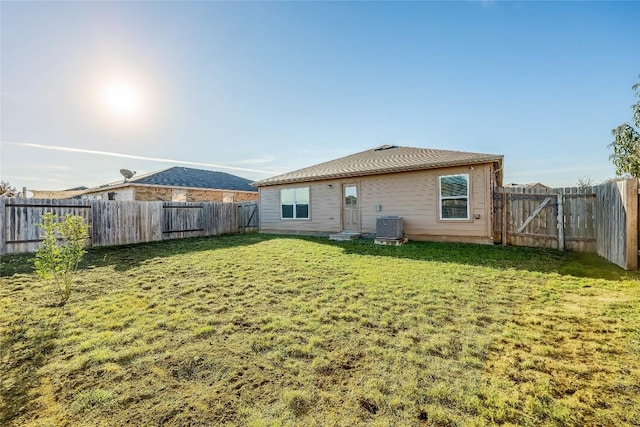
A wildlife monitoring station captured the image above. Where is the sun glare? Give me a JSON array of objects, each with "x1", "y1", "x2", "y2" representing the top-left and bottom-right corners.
[{"x1": 101, "y1": 80, "x2": 142, "y2": 120}]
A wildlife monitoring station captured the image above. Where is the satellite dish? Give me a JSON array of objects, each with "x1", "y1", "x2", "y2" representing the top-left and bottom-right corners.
[{"x1": 120, "y1": 169, "x2": 136, "y2": 181}]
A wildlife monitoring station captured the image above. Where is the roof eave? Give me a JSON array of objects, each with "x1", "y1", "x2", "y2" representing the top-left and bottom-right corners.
[{"x1": 255, "y1": 156, "x2": 503, "y2": 187}]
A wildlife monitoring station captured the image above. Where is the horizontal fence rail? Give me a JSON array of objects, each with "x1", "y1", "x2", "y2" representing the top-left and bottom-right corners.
[{"x1": 0, "y1": 198, "x2": 258, "y2": 255}]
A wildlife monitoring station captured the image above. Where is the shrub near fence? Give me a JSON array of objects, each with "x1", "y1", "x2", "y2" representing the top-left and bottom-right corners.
[{"x1": 0, "y1": 198, "x2": 258, "y2": 255}]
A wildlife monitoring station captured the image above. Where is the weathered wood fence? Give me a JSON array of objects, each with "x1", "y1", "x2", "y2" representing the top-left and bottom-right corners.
[
  {"x1": 494, "y1": 186, "x2": 597, "y2": 252},
  {"x1": 595, "y1": 180, "x2": 637, "y2": 270},
  {"x1": 0, "y1": 198, "x2": 258, "y2": 255},
  {"x1": 494, "y1": 179, "x2": 639, "y2": 270}
]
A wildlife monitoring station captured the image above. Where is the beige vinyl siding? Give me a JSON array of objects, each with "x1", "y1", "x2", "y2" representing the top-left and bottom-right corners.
[
  {"x1": 259, "y1": 163, "x2": 495, "y2": 243},
  {"x1": 358, "y1": 165, "x2": 488, "y2": 239},
  {"x1": 259, "y1": 182, "x2": 342, "y2": 233}
]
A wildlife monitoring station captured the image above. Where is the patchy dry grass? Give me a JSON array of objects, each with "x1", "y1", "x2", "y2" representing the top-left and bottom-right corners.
[{"x1": 1, "y1": 234, "x2": 639, "y2": 426}]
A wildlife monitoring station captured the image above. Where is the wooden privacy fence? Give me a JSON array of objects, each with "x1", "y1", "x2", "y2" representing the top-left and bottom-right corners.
[
  {"x1": 0, "y1": 198, "x2": 259, "y2": 255},
  {"x1": 494, "y1": 186, "x2": 596, "y2": 252},
  {"x1": 595, "y1": 180, "x2": 638, "y2": 270},
  {"x1": 494, "y1": 179, "x2": 639, "y2": 270}
]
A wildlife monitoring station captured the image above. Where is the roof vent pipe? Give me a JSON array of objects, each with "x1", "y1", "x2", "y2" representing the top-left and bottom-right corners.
[{"x1": 374, "y1": 144, "x2": 398, "y2": 151}]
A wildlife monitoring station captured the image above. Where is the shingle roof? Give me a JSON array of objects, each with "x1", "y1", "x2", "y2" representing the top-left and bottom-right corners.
[
  {"x1": 254, "y1": 145, "x2": 503, "y2": 187},
  {"x1": 130, "y1": 167, "x2": 257, "y2": 192}
]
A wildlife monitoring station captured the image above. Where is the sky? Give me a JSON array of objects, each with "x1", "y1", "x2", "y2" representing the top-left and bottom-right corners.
[{"x1": 1, "y1": 1, "x2": 639, "y2": 193}]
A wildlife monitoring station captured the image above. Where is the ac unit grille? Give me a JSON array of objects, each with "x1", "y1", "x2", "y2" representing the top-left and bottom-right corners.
[{"x1": 376, "y1": 216, "x2": 403, "y2": 239}]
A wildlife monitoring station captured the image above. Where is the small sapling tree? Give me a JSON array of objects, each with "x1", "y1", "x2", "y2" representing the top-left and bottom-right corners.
[{"x1": 35, "y1": 212, "x2": 89, "y2": 304}]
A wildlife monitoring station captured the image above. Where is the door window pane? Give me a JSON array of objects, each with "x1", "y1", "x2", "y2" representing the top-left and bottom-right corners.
[{"x1": 345, "y1": 185, "x2": 357, "y2": 207}]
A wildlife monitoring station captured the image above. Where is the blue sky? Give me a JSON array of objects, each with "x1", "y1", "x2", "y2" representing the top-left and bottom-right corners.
[{"x1": 1, "y1": 1, "x2": 639, "y2": 192}]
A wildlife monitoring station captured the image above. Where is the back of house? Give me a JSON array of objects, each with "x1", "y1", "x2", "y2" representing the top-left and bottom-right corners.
[{"x1": 253, "y1": 145, "x2": 503, "y2": 244}]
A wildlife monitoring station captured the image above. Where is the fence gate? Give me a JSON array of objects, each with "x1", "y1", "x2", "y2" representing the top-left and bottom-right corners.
[
  {"x1": 238, "y1": 203, "x2": 258, "y2": 233},
  {"x1": 495, "y1": 188, "x2": 559, "y2": 249},
  {"x1": 494, "y1": 186, "x2": 596, "y2": 252},
  {"x1": 162, "y1": 203, "x2": 205, "y2": 240}
]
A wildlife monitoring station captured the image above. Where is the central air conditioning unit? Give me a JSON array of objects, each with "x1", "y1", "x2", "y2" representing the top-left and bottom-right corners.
[{"x1": 376, "y1": 216, "x2": 403, "y2": 239}]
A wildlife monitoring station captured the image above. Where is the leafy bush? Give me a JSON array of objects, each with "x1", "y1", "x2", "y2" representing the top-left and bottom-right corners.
[{"x1": 34, "y1": 212, "x2": 89, "y2": 304}]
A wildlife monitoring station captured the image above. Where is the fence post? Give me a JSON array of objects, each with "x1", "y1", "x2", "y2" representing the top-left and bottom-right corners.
[
  {"x1": 501, "y1": 189, "x2": 508, "y2": 246},
  {"x1": 624, "y1": 179, "x2": 638, "y2": 270},
  {"x1": 557, "y1": 192, "x2": 564, "y2": 251},
  {"x1": 0, "y1": 198, "x2": 5, "y2": 255},
  {"x1": 240, "y1": 204, "x2": 245, "y2": 234},
  {"x1": 89, "y1": 200, "x2": 96, "y2": 247}
]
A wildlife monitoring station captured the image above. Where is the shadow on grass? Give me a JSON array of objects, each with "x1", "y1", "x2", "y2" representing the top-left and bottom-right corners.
[
  {"x1": 1, "y1": 232, "x2": 636, "y2": 282},
  {"x1": 0, "y1": 232, "x2": 277, "y2": 276},
  {"x1": 0, "y1": 312, "x2": 61, "y2": 425},
  {"x1": 302, "y1": 236, "x2": 639, "y2": 282}
]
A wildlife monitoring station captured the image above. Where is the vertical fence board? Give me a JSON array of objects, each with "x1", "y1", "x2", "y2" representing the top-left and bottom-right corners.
[
  {"x1": 557, "y1": 192, "x2": 565, "y2": 251},
  {"x1": 625, "y1": 180, "x2": 638, "y2": 270}
]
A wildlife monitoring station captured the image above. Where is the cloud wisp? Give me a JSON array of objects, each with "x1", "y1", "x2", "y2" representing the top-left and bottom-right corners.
[{"x1": 1, "y1": 141, "x2": 276, "y2": 175}]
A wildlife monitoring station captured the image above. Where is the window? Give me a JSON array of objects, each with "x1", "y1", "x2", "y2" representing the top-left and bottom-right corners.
[
  {"x1": 172, "y1": 189, "x2": 187, "y2": 202},
  {"x1": 281, "y1": 187, "x2": 309, "y2": 219},
  {"x1": 439, "y1": 174, "x2": 469, "y2": 220}
]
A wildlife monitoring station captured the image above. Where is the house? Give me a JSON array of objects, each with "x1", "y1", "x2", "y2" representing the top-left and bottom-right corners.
[
  {"x1": 504, "y1": 182, "x2": 550, "y2": 191},
  {"x1": 253, "y1": 145, "x2": 503, "y2": 244},
  {"x1": 62, "y1": 167, "x2": 258, "y2": 202},
  {"x1": 29, "y1": 187, "x2": 88, "y2": 199}
]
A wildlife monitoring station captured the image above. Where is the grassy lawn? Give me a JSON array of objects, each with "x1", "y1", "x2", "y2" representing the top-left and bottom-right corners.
[{"x1": 1, "y1": 234, "x2": 639, "y2": 426}]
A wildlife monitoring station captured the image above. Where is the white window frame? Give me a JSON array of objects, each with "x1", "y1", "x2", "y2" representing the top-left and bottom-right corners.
[
  {"x1": 439, "y1": 174, "x2": 470, "y2": 220},
  {"x1": 280, "y1": 187, "x2": 310, "y2": 220}
]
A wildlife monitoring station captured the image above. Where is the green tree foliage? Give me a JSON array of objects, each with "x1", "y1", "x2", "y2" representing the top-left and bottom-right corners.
[
  {"x1": 35, "y1": 212, "x2": 89, "y2": 304},
  {"x1": 610, "y1": 81, "x2": 640, "y2": 178}
]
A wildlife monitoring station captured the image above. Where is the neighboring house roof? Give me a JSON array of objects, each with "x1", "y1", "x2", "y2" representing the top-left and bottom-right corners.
[
  {"x1": 504, "y1": 182, "x2": 550, "y2": 189},
  {"x1": 254, "y1": 145, "x2": 503, "y2": 187},
  {"x1": 87, "y1": 166, "x2": 257, "y2": 193}
]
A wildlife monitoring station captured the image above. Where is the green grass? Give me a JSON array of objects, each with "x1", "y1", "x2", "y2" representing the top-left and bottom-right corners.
[{"x1": 1, "y1": 234, "x2": 639, "y2": 426}]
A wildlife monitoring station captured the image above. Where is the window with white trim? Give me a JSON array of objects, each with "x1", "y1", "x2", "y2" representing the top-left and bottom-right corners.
[
  {"x1": 281, "y1": 187, "x2": 309, "y2": 219},
  {"x1": 439, "y1": 174, "x2": 470, "y2": 220}
]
